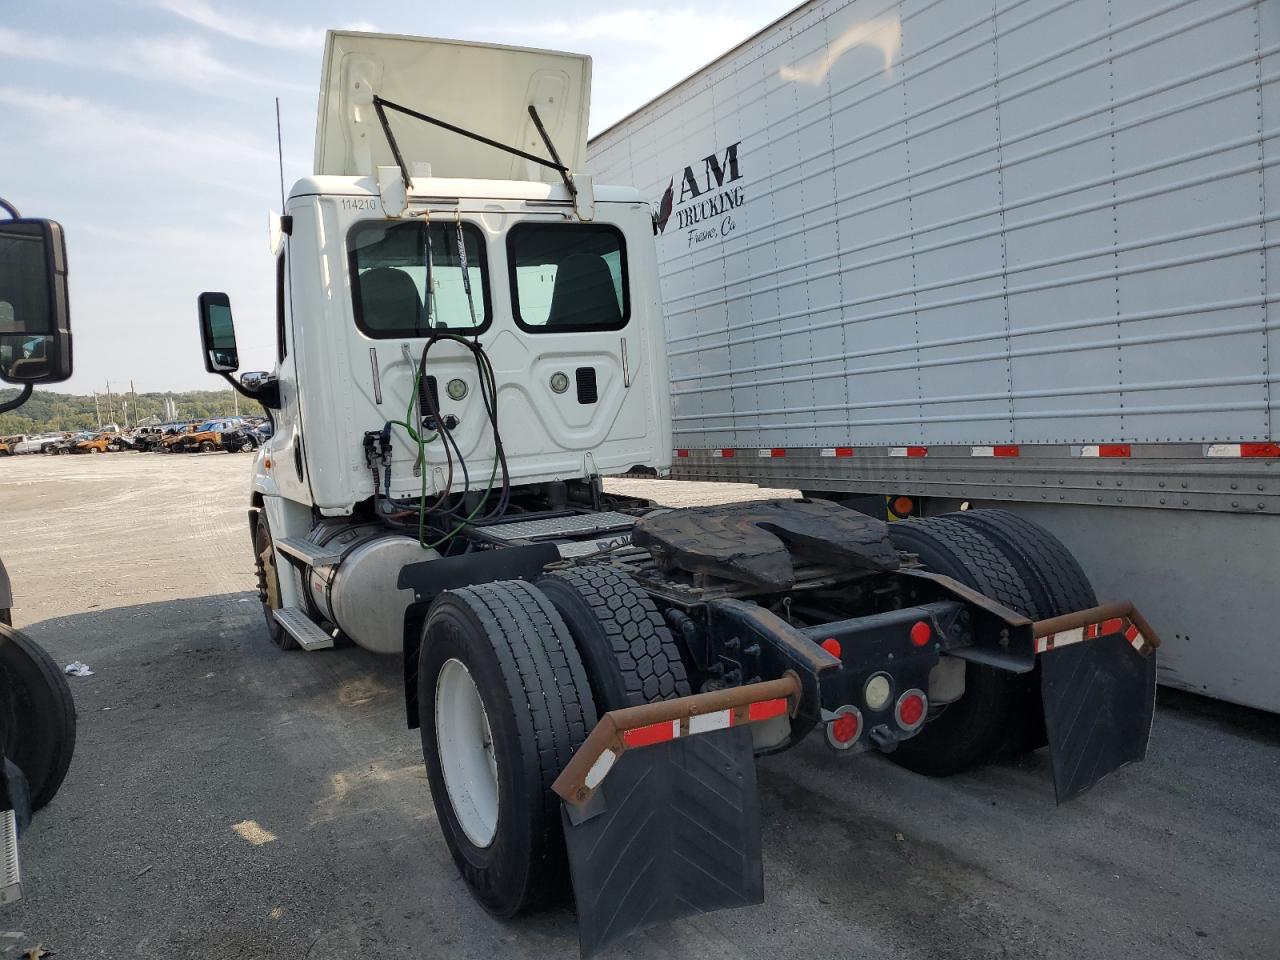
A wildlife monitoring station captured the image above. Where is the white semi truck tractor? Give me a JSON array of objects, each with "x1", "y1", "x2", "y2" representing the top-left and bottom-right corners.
[
  {"x1": 198, "y1": 32, "x2": 1163, "y2": 956},
  {"x1": 0, "y1": 197, "x2": 78, "y2": 906}
]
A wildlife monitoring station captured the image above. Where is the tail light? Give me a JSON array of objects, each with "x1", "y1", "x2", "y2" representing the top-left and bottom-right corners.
[
  {"x1": 825, "y1": 706, "x2": 862, "y2": 750},
  {"x1": 896, "y1": 689, "x2": 927, "y2": 731}
]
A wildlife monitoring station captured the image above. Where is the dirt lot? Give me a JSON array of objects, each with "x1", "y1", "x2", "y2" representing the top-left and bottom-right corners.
[{"x1": 2, "y1": 453, "x2": 1278, "y2": 959}]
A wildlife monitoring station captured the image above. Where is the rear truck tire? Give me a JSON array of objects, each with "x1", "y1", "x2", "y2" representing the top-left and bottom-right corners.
[
  {"x1": 886, "y1": 517, "x2": 1041, "y2": 777},
  {"x1": 948, "y1": 508, "x2": 1099, "y2": 751},
  {"x1": 253, "y1": 516, "x2": 294, "y2": 650},
  {"x1": 199, "y1": 441, "x2": 217, "y2": 453},
  {"x1": 536, "y1": 565, "x2": 691, "y2": 711},
  {"x1": 0, "y1": 624, "x2": 77, "y2": 810},
  {"x1": 418, "y1": 580, "x2": 597, "y2": 917}
]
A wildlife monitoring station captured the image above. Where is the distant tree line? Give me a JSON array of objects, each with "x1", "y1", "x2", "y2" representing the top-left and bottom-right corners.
[{"x1": 0, "y1": 388, "x2": 263, "y2": 435}]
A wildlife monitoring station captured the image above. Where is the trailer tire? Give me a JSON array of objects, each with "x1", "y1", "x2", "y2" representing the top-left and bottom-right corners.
[
  {"x1": 536, "y1": 565, "x2": 691, "y2": 711},
  {"x1": 0, "y1": 624, "x2": 77, "y2": 810},
  {"x1": 254, "y1": 516, "x2": 294, "y2": 650},
  {"x1": 948, "y1": 508, "x2": 1098, "y2": 751},
  {"x1": 419, "y1": 580, "x2": 596, "y2": 917},
  {"x1": 886, "y1": 517, "x2": 1040, "y2": 777}
]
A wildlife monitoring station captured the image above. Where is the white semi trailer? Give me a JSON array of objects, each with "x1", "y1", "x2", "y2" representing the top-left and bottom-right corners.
[
  {"x1": 200, "y1": 31, "x2": 1162, "y2": 954},
  {"x1": 586, "y1": 0, "x2": 1280, "y2": 713}
]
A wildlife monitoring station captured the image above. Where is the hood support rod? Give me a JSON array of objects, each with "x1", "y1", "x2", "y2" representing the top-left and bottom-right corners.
[{"x1": 371, "y1": 96, "x2": 573, "y2": 198}]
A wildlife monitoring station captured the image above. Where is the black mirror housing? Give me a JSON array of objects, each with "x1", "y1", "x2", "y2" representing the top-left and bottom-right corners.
[
  {"x1": 198, "y1": 292, "x2": 239, "y2": 373},
  {"x1": 0, "y1": 218, "x2": 72, "y2": 385}
]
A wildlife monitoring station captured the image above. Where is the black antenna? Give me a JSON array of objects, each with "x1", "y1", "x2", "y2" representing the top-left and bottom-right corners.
[{"x1": 275, "y1": 97, "x2": 286, "y2": 210}]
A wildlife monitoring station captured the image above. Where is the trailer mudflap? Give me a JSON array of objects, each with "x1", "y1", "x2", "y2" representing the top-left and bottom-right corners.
[
  {"x1": 552, "y1": 676, "x2": 800, "y2": 958},
  {"x1": 1035, "y1": 603, "x2": 1160, "y2": 802},
  {"x1": 562, "y1": 727, "x2": 763, "y2": 958}
]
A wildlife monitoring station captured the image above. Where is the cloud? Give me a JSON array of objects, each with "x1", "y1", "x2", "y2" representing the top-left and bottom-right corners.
[
  {"x1": 493, "y1": 8, "x2": 754, "y2": 44},
  {"x1": 0, "y1": 86, "x2": 288, "y2": 196},
  {"x1": 152, "y1": 0, "x2": 324, "y2": 51},
  {"x1": 0, "y1": 27, "x2": 305, "y2": 94},
  {"x1": 152, "y1": 0, "x2": 378, "y2": 52}
]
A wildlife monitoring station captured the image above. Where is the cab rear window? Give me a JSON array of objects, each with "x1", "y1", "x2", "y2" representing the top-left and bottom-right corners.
[
  {"x1": 348, "y1": 220, "x2": 491, "y2": 337},
  {"x1": 507, "y1": 224, "x2": 628, "y2": 332}
]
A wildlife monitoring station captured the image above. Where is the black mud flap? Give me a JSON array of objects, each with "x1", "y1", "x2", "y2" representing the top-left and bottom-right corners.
[
  {"x1": 1041, "y1": 633, "x2": 1157, "y2": 802},
  {"x1": 562, "y1": 725, "x2": 763, "y2": 958}
]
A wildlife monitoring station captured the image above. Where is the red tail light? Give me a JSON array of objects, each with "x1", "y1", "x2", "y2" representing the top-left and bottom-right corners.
[
  {"x1": 820, "y1": 637, "x2": 842, "y2": 658},
  {"x1": 910, "y1": 621, "x2": 932, "y2": 647},
  {"x1": 896, "y1": 690, "x2": 927, "y2": 731},
  {"x1": 825, "y1": 706, "x2": 862, "y2": 750}
]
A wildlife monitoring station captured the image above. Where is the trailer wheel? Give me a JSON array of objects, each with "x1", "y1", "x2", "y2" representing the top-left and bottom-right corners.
[
  {"x1": 419, "y1": 580, "x2": 597, "y2": 917},
  {"x1": 886, "y1": 517, "x2": 1040, "y2": 776},
  {"x1": 948, "y1": 508, "x2": 1098, "y2": 750},
  {"x1": 536, "y1": 565, "x2": 691, "y2": 711},
  {"x1": 253, "y1": 516, "x2": 294, "y2": 650},
  {"x1": 0, "y1": 624, "x2": 76, "y2": 810}
]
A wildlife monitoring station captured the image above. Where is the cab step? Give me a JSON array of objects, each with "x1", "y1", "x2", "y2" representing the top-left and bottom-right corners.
[
  {"x1": 273, "y1": 607, "x2": 335, "y2": 651},
  {"x1": 275, "y1": 537, "x2": 343, "y2": 568}
]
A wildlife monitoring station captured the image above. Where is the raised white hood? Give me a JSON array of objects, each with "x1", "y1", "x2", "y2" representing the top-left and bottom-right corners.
[{"x1": 314, "y1": 31, "x2": 591, "y2": 184}]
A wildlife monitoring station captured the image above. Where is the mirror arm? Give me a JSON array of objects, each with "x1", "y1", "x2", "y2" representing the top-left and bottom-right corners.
[
  {"x1": 221, "y1": 372, "x2": 280, "y2": 409},
  {"x1": 0, "y1": 384, "x2": 33, "y2": 414}
]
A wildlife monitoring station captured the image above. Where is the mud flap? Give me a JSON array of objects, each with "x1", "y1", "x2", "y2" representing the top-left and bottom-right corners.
[
  {"x1": 1041, "y1": 633, "x2": 1156, "y2": 802},
  {"x1": 561, "y1": 725, "x2": 763, "y2": 958}
]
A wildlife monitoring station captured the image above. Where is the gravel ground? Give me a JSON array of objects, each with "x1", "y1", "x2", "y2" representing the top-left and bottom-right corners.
[{"x1": 1, "y1": 453, "x2": 1277, "y2": 959}]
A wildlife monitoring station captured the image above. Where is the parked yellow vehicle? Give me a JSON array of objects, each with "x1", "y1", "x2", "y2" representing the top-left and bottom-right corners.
[
  {"x1": 0, "y1": 436, "x2": 18, "y2": 456},
  {"x1": 73, "y1": 432, "x2": 125, "y2": 454}
]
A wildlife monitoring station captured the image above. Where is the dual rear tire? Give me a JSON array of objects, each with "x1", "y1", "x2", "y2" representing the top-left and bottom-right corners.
[
  {"x1": 417, "y1": 569, "x2": 690, "y2": 917},
  {"x1": 886, "y1": 510, "x2": 1096, "y2": 776}
]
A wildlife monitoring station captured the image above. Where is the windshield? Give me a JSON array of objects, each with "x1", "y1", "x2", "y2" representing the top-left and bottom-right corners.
[
  {"x1": 507, "y1": 223, "x2": 628, "y2": 332},
  {"x1": 347, "y1": 220, "x2": 490, "y2": 337}
]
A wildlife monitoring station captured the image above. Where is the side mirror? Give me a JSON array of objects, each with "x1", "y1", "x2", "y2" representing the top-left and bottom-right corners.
[
  {"x1": 197, "y1": 292, "x2": 239, "y2": 373},
  {"x1": 0, "y1": 218, "x2": 72, "y2": 384}
]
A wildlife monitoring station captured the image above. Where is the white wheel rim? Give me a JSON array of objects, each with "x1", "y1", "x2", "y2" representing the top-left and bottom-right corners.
[{"x1": 435, "y1": 658, "x2": 499, "y2": 847}]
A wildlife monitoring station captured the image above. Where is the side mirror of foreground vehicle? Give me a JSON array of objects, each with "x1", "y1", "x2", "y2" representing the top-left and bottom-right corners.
[{"x1": 0, "y1": 216, "x2": 72, "y2": 387}]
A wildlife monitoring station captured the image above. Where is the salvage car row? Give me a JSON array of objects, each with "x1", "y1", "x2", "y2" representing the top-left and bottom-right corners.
[{"x1": 0, "y1": 417, "x2": 271, "y2": 456}]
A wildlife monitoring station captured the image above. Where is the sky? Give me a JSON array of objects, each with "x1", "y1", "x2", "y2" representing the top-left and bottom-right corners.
[{"x1": 1, "y1": 0, "x2": 800, "y2": 395}]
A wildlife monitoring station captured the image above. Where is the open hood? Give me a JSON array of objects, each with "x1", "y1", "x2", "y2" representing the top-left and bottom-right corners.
[{"x1": 314, "y1": 31, "x2": 591, "y2": 184}]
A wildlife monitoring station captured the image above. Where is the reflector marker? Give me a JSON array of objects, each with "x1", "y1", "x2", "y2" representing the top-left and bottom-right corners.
[
  {"x1": 622, "y1": 720, "x2": 680, "y2": 747},
  {"x1": 674, "y1": 449, "x2": 689, "y2": 458},
  {"x1": 820, "y1": 447, "x2": 855, "y2": 457},
  {"x1": 584, "y1": 749, "x2": 616, "y2": 789},
  {"x1": 1206, "y1": 442, "x2": 1280, "y2": 457},
  {"x1": 889, "y1": 446, "x2": 927, "y2": 458},
  {"x1": 688, "y1": 709, "x2": 733, "y2": 735},
  {"x1": 972, "y1": 445, "x2": 1020, "y2": 457},
  {"x1": 1081, "y1": 444, "x2": 1131, "y2": 457},
  {"x1": 756, "y1": 448, "x2": 786, "y2": 458},
  {"x1": 710, "y1": 448, "x2": 736, "y2": 458},
  {"x1": 617, "y1": 697, "x2": 792, "y2": 752},
  {"x1": 1035, "y1": 617, "x2": 1149, "y2": 655}
]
